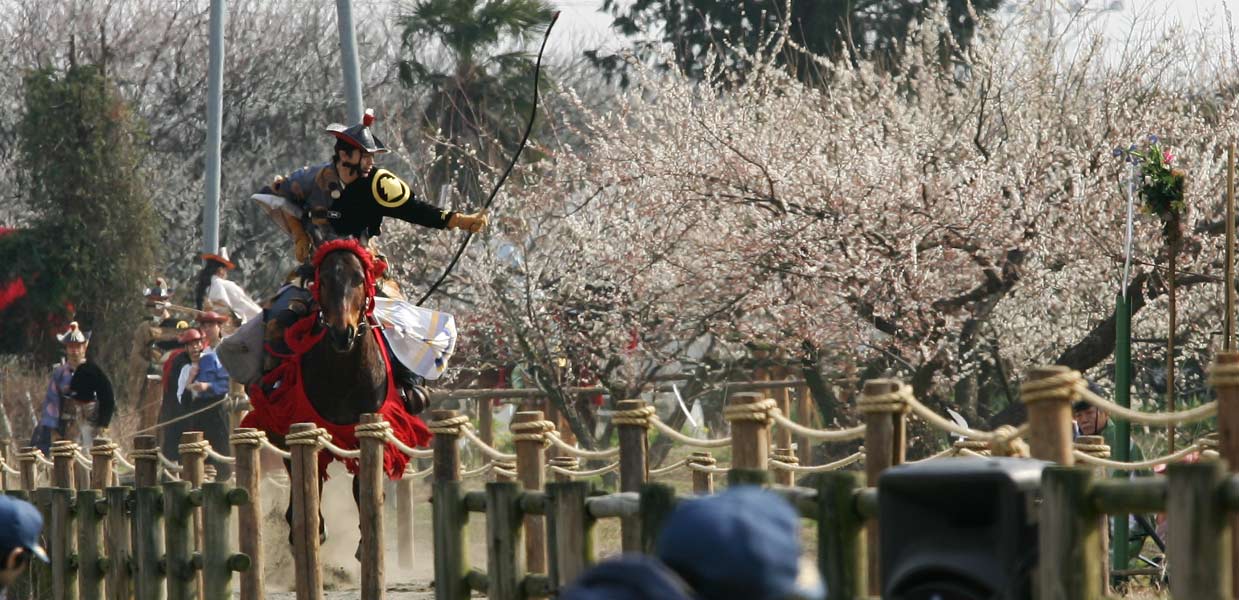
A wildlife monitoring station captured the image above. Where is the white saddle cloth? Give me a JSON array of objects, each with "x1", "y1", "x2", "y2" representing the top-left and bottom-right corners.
[{"x1": 373, "y1": 298, "x2": 456, "y2": 381}]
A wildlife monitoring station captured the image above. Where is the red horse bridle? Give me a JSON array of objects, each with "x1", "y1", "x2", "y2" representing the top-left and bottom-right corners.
[{"x1": 310, "y1": 239, "x2": 387, "y2": 340}]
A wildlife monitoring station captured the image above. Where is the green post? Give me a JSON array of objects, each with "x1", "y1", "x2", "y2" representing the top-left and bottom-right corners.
[
  {"x1": 1112, "y1": 293, "x2": 1131, "y2": 575},
  {"x1": 432, "y1": 480, "x2": 470, "y2": 600},
  {"x1": 202, "y1": 483, "x2": 250, "y2": 600},
  {"x1": 77, "y1": 489, "x2": 105, "y2": 600},
  {"x1": 163, "y1": 481, "x2": 195, "y2": 600},
  {"x1": 1039, "y1": 467, "x2": 1101, "y2": 600},
  {"x1": 639, "y1": 483, "x2": 678, "y2": 554},
  {"x1": 49, "y1": 487, "x2": 77, "y2": 600},
  {"x1": 485, "y1": 481, "x2": 525, "y2": 599},
  {"x1": 726, "y1": 468, "x2": 769, "y2": 488},
  {"x1": 133, "y1": 486, "x2": 165, "y2": 600},
  {"x1": 31, "y1": 489, "x2": 52, "y2": 600},
  {"x1": 817, "y1": 471, "x2": 867, "y2": 599}
]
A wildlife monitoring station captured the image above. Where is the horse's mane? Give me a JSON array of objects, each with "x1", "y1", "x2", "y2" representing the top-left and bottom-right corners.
[{"x1": 310, "y1": 238, "x2": 388, "y2": 309}]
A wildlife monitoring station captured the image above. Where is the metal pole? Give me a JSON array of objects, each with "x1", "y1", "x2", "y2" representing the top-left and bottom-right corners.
[
  {"x1": 1112, "y1": 292, "x2": 1132, "y2": 574},
  {"x1": 202, "y1": 0, "x2": 226, "y2": 255},
  {"x1": 336, "y1": 0, "x2": 364, "y2": 124},
  {"x1": 1226, "y1": 143, "x2": 1235, "y2": 350}
]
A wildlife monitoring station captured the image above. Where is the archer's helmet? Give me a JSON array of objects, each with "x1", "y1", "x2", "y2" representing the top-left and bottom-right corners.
[{"x1": 325, "y1": 108, "x2": 388, "y2": 154}]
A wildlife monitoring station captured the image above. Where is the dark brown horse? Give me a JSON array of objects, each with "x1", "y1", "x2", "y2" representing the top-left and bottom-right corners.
[{"x1": 278, "y1": 242, "x2": 388, "y2": 546}]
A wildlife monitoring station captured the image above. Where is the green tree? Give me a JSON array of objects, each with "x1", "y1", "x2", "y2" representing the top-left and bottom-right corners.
[
  {"x1": 3, "y1": 62, "x2": 158, "y2": 396},
  {"x1": 397, "y1": 0, "x2": 555, "y2": 202},
  {"x1": 589, "y1": 0, "x2": 1005, "y2": 85}
]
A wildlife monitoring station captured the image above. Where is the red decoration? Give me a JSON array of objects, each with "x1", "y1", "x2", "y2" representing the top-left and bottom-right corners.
[
  {"x1": 310, "y1": 238, "x2": 387, "y2": 314},
  {"x1": 242, "y1": 313, "x2": 431, "y2": 479},
  {"x1": 363, "y1": 108, "x2": 375, "y2": 127}
]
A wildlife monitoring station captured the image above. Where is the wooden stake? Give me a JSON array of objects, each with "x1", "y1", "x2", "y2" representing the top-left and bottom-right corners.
[
  {"x1": 512, "y1": 411, "x2": 548, "y2": 575},
  {"x1": 616, "y1": 400, "x2": 650, "y2": 553},
  {"x1": 230, "y1": 429, "x2": 264, "y2": 600},
  {"x1": 288, "y1": 423, "x2": 323, "y2": 600},
  {"x1": 104, "y1": 486, "x2": 132, "y2": 600},
  {"x1": 357, "y1": 415, "x2": 385, "y2": 600},
  {"x1": 1168, "y1": 461, "x2": 1232, "y2": 599},
  {"x1": 1210, "y1": 351, "x2": 1239, "y2": 597}
]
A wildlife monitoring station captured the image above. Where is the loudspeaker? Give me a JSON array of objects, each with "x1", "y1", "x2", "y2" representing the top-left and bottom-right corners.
[{"x1": 879, "y1": 457, "x2": 1048, "y2": 600}]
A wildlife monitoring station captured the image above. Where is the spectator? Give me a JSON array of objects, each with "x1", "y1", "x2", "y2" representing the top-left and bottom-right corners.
[
  {"x1": 0, "y1": 495, "x2": 48, "y2": 595},
  {"x1": 66, "y1": 358, "x2": 115, "y2": 446},
  {"x1": 559, "y1": 555, "x2": 697, "y2": 600},
  {"x1": 159, "y1": 328, "x2": 233, "y2": 479},
  {"x1": 30, "y1": 322, "x2": 89, "y2": 454},
  {"x1": 196, "y1": 311, "x2": 230, "y2": 347},
  {"x1": 655, "y1": 486, "x2": 825, "y2": 600},
  {"x1": 560, "y1": 486, "x2": 824, "y2": 600}
]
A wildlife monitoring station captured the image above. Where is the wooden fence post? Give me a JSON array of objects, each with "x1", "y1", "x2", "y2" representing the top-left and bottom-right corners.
[
  {"x1": 104, "y1": 486, "x2": 131, "y2": 600},
  {"x1": 17, "y1": 447, "x2": 38, "y2": 491},
  {"x1": 49, "y1": 485, "x2": 77, "y2": 600},
  {"x1": 178, "y1": 431, "x2": 207, "y2": 599},
  {"x1": 77, "y1": 488, "x2": 105, "y2": 600},
  {"x1": 858, "y1": 379, "x2": 906, "y2": 596},
  {"x1": 132, "y1": 482, "x2": 165, "y2": 600},
  {"x1": 486, "y1": 481, "x2": 526, "y2": 598},
  {"x1": 229, "y1": 428, "x2": 264, "y2": 600},
  {"x1": 818, "y1": 470, "x2": 867, "y2": 600},
  {"x1": 51, "y1": 440, "x2": 77, "y2": 491},
  {"x1": 30, "y1": 489, "x2": 53, "y2": 600},
  {"x1": 89, "y1": 438, "x2": 115, "y2": 490},
  {"x1": 726, "y1": 393, "x2": 772, "y2": 471},
  {"x1": 1022, "y1": 366, "x2": 1076, "y2": 465},
  {"x1": 615, "y1": 400, "x2": 652, "y2": 553},
  {"x1": 479, "y1": 397, "x2": 495, "y2": 464},
  {"x1": 796, "y1": 385, "x2": 815, "y2": 467},
  {"x1": 133, "y1": 435, "x2": 160, "y2": 487},
  {"x1": 511, "y1": 411, "x2": 550, "y2": 575},
  {"x1": 163, "y1": 480, "x2": 195, "y2": 600},
  {"x1": 287, "y1": 423, "x2": 324, "y2": 600},
  {"x1": 429, "y1": 410, "x2": 469, "y2": 600},
  {"x1": 549, "y1": 480, "x2": 593, "y2": 591},
  {"x1": 774, "y1": 385, "x2": 794, "y2": 460},
  {"x1": 1208, "y1": 350, "x2": 1239, "y2": 597},
  {"x1": 639, "y1": 483, "x2": 677, "y2": 554},
  {"x1": 688, "y1": 452, "x2": 715, "y2": 494},
  {"x1": 1038, "y1": 467, "x2": 1100, "y2": 600},
  {"x1": 770, "y1": 447, "x2": 797, "y2": 487},
  {"x1": 1167, "y1": 461, "x2": 1232, "y2": 600},
  {"x1": 1, "y1": 440, "x2": 11, "y2": 490},
  {"x1": 396, "y1": 467, "x2": 415, "y2": 572},
  {"x1": 357, "y1": 414, "x2": 386, "y2": 600},
  {"x1": 202, "y1": 482, "x2": 250, "y2": 600},
  {"x1": 1075, "y1": 435, "x2": 1112, "y2": 595}
]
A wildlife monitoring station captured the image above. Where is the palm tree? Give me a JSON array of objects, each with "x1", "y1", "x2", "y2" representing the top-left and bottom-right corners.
[{"x1": 397, "y1": 0, "x2": 554, "y2": 204}]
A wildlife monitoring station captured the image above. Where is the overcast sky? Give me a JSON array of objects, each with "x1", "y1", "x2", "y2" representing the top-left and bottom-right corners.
[{"x1": 542, "y1": 0, "x2": 1239, "y2": 58}]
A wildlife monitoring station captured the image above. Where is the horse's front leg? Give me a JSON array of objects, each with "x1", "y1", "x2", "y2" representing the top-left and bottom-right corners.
[{"x1": 283, "y1": 457, "x2": 329, "y2": 547}]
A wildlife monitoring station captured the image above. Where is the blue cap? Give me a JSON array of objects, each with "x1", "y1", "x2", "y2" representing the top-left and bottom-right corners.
[
  {"x1": 0, "y1": 495, "x2": 47, "y2": 563},
  {"x1": 656, "y1": 486, "x2": 825, "y2": 600},
  {"x1": 559, "y1": 555, "x2": 698, "y2": 600}
]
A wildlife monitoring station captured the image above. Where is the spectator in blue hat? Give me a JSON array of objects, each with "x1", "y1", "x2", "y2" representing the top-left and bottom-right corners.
[
  {"x1": 559, "y1": 554, "x2": 697, "y2": 600},
  {"x1": 656, "y1": 486, "x2": 825, "y2": 600},
  {"x1": 0, "y1": 495, "x2": 48, "y2": 593}
]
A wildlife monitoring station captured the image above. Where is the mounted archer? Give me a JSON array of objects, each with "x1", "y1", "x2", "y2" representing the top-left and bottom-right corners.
[{"x1": 251, "y1": 109, "x2": 487, "y2": 405}]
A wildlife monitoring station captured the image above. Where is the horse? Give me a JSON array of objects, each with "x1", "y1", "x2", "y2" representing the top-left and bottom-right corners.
[{"x1": 242, "y1": 237, "x2": 428, "y2": 552}]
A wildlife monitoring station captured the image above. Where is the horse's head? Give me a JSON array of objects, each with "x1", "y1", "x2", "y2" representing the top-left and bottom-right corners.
[{"x1": 312, "y1": 239, "x2": 382, "y2": 353}]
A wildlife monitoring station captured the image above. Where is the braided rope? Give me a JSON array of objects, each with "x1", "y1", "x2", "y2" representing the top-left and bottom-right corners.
[
  {"x1": 545, "y1": 431, "x2": 620, "y2": 458},
  {"x1": 461, "y1": 463, "x2": 495, "y2": 479},
  {"x1": 1207, "y1": 361, "x2": 1239, "y2": 388},
  {"x1": 763, "y1": 453, "x2": 862, "y2": 473},
  {"x1": 50, "y1": 441, "x2": 80, "y2": 459},
  {"x1": 649, "y1": 418, "x2": 731, "y2": 448},
  {"x1": 427, "y1": 415, "x2": 471, "y2": 435},
  {"x1": 163, "y1": 468, "x2": 180, "y2": 480},
  {"x1": 73, "y1": 450, "x2": 93, "y2": 469},
  {"x1": 319, "y1": 436, "x2": 361, "y2": 459},
  {"x1": 204, "y1": 446, "x2": 236, "y2": 464},
  {"x1": 686, "y1": 453, "x2": 717, "y2": 467},
  {"x1": 0, "y1": 459, "x2": 18, "y2": 476},
  {"x1": 649, "y1": 459, "x2": 689, "y2": 477},
  {"x1": 494, "y1": 466, "x2": 518, "y2": 479},
  {"x1": 178, "y1": 439, "x2": 211, "y2": 455},
  {"x1": 1073, "y1": 443, "x2": 1112, "y2": 458},
  {"x1": 461, "y1": 428, "x2": 517, "y2": 461},
  {"x1": 258, "y1": 437, "x2": 292, "y2": 459},
  {"x1": 957, "y1": 448, "x2": 988, "y2": 458},
  {"x1": 510, "y1": 419, "x2": 555, "y2": 445},
  {"x1": 770, "y1": 409, "x2": 865, "y2": 441},
  {"x1": 612, "y1": 405, "x2": 656, "y2": 427},
  {"x1": 230, "y1": 430, "x2": 267, "y2": 446},
  {"x1": 355, "y1": 421, "x2": 392, "y2": 439},
  {"x1": 857, "y1": 385, "x2": 913, "y2": 414},
  {"x1": 405, "y1": 465, "x2": 434, "y2": 479},
  {"x1": 1077, "y1": 380, "x2": 1216, "y2": 426},
  {"x1": 723, "y1": 398, "x2": 777, "y2": 424},
  {"x1": 17, "y1": 448, "x2": 52, "y2": 469},
  {"x1": 908, "y1": 446, "x2": 960, "y2": 463},
  {"x1": 686, "y1": 461, "x2": 731, "y2": 475},
  {"x1": 548, "y1": 461, "x2": 619, "y2": 478},
  {"x1": 382, "y1": 430, "x2": 434, "y2": 458},
  {"x1": 1073, "y1": 442, "x2": 1206, "y2": 470},
  {"x1": 158, "y1": 452, "x2": 185, "y2": 472},
  {"x1": 112, "y1": 451, "x2": 136, "y2": 472},
  {"x1": 906, "y1": 395, "x2": 1028, "y2": 442},
  {"x1": 90, "y1": 441, "x2": 119, "y2": 457}
]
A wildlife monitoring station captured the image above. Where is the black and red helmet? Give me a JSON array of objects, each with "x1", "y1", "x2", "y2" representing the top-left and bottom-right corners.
[{"x1": 325, "y1": 108, "x2": 389, "y2": 154}]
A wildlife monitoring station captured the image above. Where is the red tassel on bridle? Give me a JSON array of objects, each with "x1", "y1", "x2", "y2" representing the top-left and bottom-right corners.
[{"x1": 310, "y1": 239, "x2": 388, "y2": 316}]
